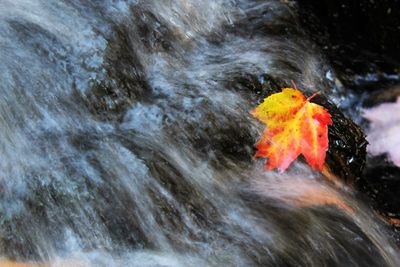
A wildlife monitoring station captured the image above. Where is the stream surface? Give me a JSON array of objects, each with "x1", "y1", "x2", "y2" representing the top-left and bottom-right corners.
[{"x1": 0, "y1": 0, "x2": 399, "y2": 266}]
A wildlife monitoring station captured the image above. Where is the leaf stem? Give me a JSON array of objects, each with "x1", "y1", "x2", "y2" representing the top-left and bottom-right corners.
[
  {"x1": 307, "y1": 91, "x2": 321, "y2": 101},
  {"x1": 290, "y1": 80, "x2": 298, "y2": 90}
]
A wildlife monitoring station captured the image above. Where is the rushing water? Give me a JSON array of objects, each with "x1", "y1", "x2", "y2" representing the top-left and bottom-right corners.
[{"x1": 0, "y1": 0, "x2": 399, "y2": 266}]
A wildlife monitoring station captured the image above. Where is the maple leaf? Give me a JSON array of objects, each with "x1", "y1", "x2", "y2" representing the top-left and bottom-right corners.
[
  {"x1": 251, "y1": 88, "x2": 332, "y2": 172},
  {"x1": 363, "y1": 97, "x2": 400, "y2": 167}
]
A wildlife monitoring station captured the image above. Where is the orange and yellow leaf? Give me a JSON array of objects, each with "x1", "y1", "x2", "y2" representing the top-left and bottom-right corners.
[{"x1": 251, "y1": 88, "x2": 332, "y2": 172}]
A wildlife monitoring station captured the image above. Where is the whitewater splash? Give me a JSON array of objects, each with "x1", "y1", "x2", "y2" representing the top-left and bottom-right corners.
[{"x1": 0, "y1": 0, "x2": 398, "y2": 266}]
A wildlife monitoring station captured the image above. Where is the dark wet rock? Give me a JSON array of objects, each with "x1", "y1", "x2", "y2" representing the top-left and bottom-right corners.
[
  {"x1": 297, "y1": 0, "x2": 400, "y2": 88},
  {"x1": 84, "y1": 23, "x2": 151, "y2": 121},
  {"x1": 228, "y1": 74, "x2": 284, "y2": 101},
  {"x1": 84, "y1": 7, "x2": 180, "y2": 122},
  {"x1": 315, "y1": 95, "x2": 367, "y2": 183},
  {"x1": 162, "y1": 97, "x2": 257, "y2": 168},
  {"x1": 230, "y1": 1, "x2": 301, "y2": 38}
]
